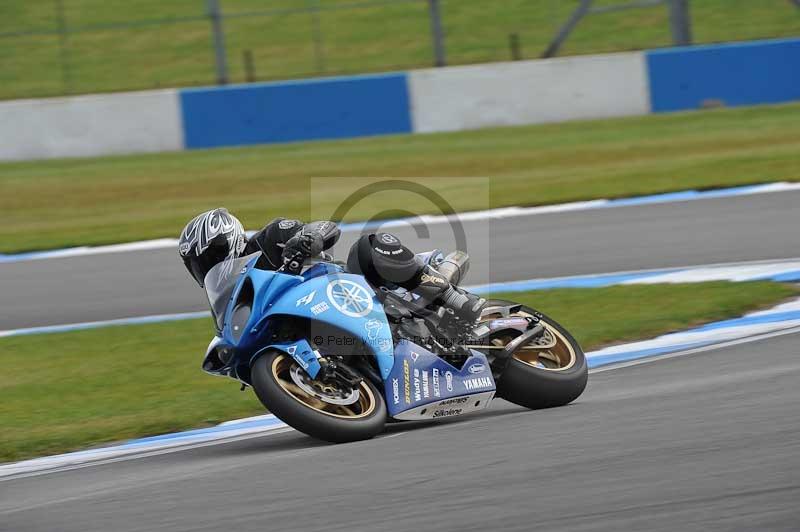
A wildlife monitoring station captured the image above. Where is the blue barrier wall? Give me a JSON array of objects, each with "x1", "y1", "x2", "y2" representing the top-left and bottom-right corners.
[
  {"x1": 647, "y1": 38, "x2": 800, "y2": 113},
  {"x1": 180, "y1": 73, "x2": 412, "y2": 149}
]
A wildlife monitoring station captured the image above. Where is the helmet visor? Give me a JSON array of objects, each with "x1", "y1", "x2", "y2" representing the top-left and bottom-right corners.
[{"x1": 183, "y1": 238, "x2": 231, "y2": 287}]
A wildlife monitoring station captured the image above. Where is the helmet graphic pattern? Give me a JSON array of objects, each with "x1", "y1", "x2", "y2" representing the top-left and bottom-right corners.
[{"x1": 179, "y1": 208, "x2": 245, "y2": 258}]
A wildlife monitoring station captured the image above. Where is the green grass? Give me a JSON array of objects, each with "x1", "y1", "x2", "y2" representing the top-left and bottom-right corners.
[
  {"x1": 1, "y1": 280, "x2": 796, "y2": 463},
  {"x1": 1, "y1": 102, "x2": 799, "y2": 254},
  {"x1": 1, "y1": 0, "x2": 799, "y2": 99}
]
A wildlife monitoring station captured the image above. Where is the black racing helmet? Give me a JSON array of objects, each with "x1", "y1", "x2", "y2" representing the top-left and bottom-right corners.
[{"x1": 178, "y1": 208, "x2": 246, "y2": 286}]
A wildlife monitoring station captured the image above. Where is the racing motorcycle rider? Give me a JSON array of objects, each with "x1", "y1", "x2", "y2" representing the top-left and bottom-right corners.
[{"x1": 178, "y1": 208, "x2": 485, "y2": 325}]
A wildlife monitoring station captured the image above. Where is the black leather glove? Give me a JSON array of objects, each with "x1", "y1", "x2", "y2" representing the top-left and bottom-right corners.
[
  {"x1": 285, "y1": 232, "x2": 323, "y2": 256},
  {"x1": 281, "y1": 232, "x2": 324, "y2": 274}
]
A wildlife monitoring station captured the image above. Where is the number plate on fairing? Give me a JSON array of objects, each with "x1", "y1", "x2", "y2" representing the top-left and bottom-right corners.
[{"x1": 385, "y1": 339, "x2": 496, "y2": 420}]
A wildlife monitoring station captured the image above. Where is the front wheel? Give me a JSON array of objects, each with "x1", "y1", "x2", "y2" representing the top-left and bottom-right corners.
[
  {"x1": 482, "y1": 300, "x2": 588, "y2": 409},
  {"x1": 251, "y1": 351, "x2": 386, "y2": 443}
]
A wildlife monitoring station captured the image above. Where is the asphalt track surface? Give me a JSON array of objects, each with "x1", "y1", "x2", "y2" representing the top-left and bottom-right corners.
[
  {"x1": 3, "y1": 330, "x2": 799, "y2": 531},
  {"x1": 3, "y1": 189, "x2": 800, "y2": 330}
]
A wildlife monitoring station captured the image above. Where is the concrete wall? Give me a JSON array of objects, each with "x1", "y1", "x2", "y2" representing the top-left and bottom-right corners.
[
  {"x1": 0, "y1": 90, "x2": 183, "y2": 161},
  {"x1": 1, "y1": 37, "x2": 799, "y2": 162},
  {"x1": 409, "y1": 52, "x2": 650, "y2": 133}
]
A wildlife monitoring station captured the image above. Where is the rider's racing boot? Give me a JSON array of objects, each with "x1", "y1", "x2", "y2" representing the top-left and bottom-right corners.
[{"x1": 414, "y1": 266, "x2": 486, "y2": 324}]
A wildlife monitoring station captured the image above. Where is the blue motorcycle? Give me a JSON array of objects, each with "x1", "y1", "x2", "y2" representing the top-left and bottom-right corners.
[{"x1": 201, "y1": 250, "x2": 587, "y2": 442}]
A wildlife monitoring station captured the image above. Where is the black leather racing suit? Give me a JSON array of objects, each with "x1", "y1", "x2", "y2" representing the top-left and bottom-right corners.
[{"x1": 244, "y1": 218, "x2": 341, "y2": 274}]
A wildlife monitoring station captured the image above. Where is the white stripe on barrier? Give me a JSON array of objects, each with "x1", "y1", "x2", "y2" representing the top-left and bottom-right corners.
[
  {"x1": 0, "y1": 89, "x2": 184, "y2": 162},
  {"x1": 409, "y1": 52, "x2": 650, "y2": 133}
]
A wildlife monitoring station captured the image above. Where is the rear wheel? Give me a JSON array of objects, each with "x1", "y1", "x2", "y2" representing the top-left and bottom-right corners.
[
  {"x1": 251, "y1": 351, "x2": 386, "y2": 443},
  {"x1": 481, "y1": 300, "x2": 588, "y2": 409}
]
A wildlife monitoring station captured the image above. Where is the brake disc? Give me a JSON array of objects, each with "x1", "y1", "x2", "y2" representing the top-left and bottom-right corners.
[{"x1": 289, "y1": 365, "x2": 360, "y2": 406}]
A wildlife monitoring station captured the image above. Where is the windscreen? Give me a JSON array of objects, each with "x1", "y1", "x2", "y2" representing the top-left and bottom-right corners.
[{"x1": 203, "y1": 252, "x2": 261, "y2": 331}]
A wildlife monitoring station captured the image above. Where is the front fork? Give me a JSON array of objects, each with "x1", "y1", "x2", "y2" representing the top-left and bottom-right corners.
[
  {"x1": 257, "y1": 339, "x2": 364, "y2": 388},
  {"x1": 257, "y1": 339, "x2": 322, "y2": 379}
]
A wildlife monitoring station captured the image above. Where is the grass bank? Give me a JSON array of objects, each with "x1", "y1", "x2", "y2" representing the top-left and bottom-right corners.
[
  {"x1": 2, "y1": 102, "x2": 799, "y2": 253},
  {"x1": 1, "y1": 280, "x2": 795, "y2": 462}
]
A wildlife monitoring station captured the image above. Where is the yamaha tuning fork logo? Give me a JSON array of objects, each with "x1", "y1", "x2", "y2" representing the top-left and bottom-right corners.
[{"x1": 326, "y1": 279, "x2": 374, "y2": 318}]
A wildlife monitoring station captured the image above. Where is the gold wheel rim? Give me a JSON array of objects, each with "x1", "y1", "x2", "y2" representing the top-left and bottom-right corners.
[
  {"x1": 271, "y1": 354, "x2": 377, "y2": 419},
  {"x1": 481, "y1": 309, "x2": 577, "y2": 372}
]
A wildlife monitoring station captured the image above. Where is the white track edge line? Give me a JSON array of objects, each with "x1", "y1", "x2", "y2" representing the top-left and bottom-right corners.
[
  {"x1": 590, "y1": 325, "x2": 800, "y2": 373},
  {"x1": 0, "y1": 426, "x2": 296, "y2": 482}
]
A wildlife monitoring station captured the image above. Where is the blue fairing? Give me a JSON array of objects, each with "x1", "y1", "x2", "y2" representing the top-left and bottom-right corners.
[
  {"x1": 266, "y1": 270, "x2": 394, "y2": 379},
  {"x1": 384, "y1": 340, "x2": 495, "y2": 417},
  {"x1": 209, "y1": 257, "x2": 394, "y2": 381},
  {"x1": 267, "y1": 339, "x2": 322, "y2": 379}
]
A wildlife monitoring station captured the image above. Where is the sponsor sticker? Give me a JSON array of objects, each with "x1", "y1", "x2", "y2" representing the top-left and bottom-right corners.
[
  {"x1": 413, "y1": 368, "x2": 422, "y2": 402},
  {"x1": 468, "y1": 363, "x2": 486, "y2": 374},
  {"x1": 489, "y1": 317, "x2": 535, "y2": 330},
  {"x1": 278, "y1": 219, "x2": 297, "y2": 230},
  {"x1": 422, "y1": 370, "x2": 430, "y2": 399},
  {"x1": 392, "y1": 378, "x2": 400, "y2": 405},
  {"x1": 432, "y1": 368, "x2": 441, "y2": 398},
  {"x1": 310, "y1": 301, "x2": 329, "y2": 315},
  {"x1": 287, "y1": 345, "x2": 310, "y2": 370},
  {"x1": 432, "y1": 408, "x2": 463, "y2": 418},
  {"x1": 420, "y1": 273, "x2": 446, "y2": 285},
  {"x1": 445, "y1": 371, "x2": 454, "y2": 392},
  {"x1": 438, "y1": 396, "x2": 469, "y2": 406},
  {"x1": 365, "y1": 319, "x2": 382, "y2": 340},
  {"x1": 464, "y1": 377, "x2": 492, "y2": 391},
  {"x1": 403, "y1": 360, "x2": 411, "y2": 404}
]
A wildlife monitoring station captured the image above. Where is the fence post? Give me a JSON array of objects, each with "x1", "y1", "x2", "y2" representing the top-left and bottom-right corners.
[
  {"x1": 54, "y1": 0, "x2": 72, "y2": 94},
  {"x1": 427, "y1": 0, "x2": 446, "y2": 67},
  {"x1": 308, "y1": 0, "x2": 327, "y2": 73},
  {"x1": 207, "y1": 0, "x2": 229, "y2": 84},
  {"x1": 243, "y1": 50, "x2": 256, "y2": 82},
  {"x1": 509, "y1": 33, "x2": 522, "y2": 61},
  {"x1": 542, "y1": 0, "x2": 593, "y2": 58},
  {"x1": 668, "y1": 0, "x2": 692, "y2": 46}
]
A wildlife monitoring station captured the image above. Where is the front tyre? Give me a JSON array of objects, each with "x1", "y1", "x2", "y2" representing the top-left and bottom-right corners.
[
  {"x1": 483, "y1": 300, "x2": 588, "y2": 410},
  {"x1": 251, "y1": 351, "x2": 386, "y2": 443}
]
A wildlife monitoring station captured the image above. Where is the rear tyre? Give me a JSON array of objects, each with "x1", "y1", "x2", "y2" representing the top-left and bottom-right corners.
[
  {"x1": 483, "y1": 300, "x2": 588, "y2": 410},
  {"x1": 251, "y1": 351, "x2": 386, "y2": 443}
]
